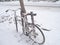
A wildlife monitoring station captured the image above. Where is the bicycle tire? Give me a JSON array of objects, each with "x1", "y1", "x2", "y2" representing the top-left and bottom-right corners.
[{"x1": 28, "y1": 23, "x2": 45, "y2": 44}]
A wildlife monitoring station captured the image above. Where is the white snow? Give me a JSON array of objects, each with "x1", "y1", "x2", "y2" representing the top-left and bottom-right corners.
[
  {"x1": 0, "y1": 1, "x2": 60, "y2": 7},
  {"x1": 0, "y1": 1, "x2": 60, "y2": 45}
]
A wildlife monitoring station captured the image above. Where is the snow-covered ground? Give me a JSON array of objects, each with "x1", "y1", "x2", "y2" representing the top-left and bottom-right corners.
[{"x1": 0, "y1": 1, "x2": 60, "y2": 45}]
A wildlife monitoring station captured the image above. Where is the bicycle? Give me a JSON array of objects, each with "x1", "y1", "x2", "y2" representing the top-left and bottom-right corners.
[
  {"x1": 20, "y1": 11, "x2": 50, "y2": 45},
  {"x1": 0, "y1": 8, "x2": 50, "y2": 45},
  {"x1": 5, "y1": 8, "x2": 20, "y2": 32}
]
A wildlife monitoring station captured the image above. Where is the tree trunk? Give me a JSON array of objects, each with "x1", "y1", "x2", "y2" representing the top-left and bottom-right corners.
[
  {"x1": 19, "y1": 0, "x2": 27, "y2": 34},
  {"x1": 19, "y1": 0, "x2": 26, "y2": 13}
]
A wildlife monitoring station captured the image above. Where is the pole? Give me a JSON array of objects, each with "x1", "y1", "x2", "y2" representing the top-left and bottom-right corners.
[
  {"x1": 19, "y1": 0, "x2": 26, "y2": 13},
  {"x1": 14, "y1": 11, "x2": 18, "y2": 32},
  {"x1": 19, "y1": 0, "x2": 27, "y2": 34}
]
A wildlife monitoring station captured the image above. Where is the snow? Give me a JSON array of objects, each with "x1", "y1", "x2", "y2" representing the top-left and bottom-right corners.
[
  {"x1": 0, "y1": 1, "x2": 60, "y2": 7},
  {"x1": 0, "y1": 1, "x2": 60, "y2": 45}
]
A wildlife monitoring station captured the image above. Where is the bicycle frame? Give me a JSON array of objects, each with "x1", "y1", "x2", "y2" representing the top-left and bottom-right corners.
[
  {"x1": 19, "y1": 0, "x2": 36, "y2": 35},
  {"x1": 19, "y1": 0, "x2": 50, "y2": 44},
  {"x1": 21, "y1": 11, "x2": 36, "y2": 36}
]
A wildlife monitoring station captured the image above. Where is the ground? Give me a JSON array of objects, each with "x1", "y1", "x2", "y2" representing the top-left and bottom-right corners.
[{"x1": 0, "y1": 1, "x2": 60, "y2": 45}]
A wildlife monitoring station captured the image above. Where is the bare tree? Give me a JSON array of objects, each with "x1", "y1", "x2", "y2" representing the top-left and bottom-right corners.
[{"x1": 19, "y1": 0, "x2": 26, "y2": 13}]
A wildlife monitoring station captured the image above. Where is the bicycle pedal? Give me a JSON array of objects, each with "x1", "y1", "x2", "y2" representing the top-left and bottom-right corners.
[
  {"x1": 26, "y1": 34, "x2": 29, "y2": 36},
  {"x1": 26, "y1": 32, "x2": 29, "y2": 36},
  {"x1": 34, "y1": 35, "x2": 36, "y2": 38}
]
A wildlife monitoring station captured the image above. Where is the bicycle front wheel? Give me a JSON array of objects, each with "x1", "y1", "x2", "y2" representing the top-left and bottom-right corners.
[{"x1": 29, "y1": 24, "x2": 45, "y2": 44}]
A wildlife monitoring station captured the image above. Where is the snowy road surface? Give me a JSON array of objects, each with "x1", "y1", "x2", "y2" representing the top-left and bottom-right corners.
[{"x1": 0, "y1": 4, "x2": 60, "y2": 45}]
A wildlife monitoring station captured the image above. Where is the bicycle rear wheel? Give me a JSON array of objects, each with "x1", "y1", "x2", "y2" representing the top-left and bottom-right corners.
[{"x1": 28, "y1": 24, "x2": 45, "y2": 44}]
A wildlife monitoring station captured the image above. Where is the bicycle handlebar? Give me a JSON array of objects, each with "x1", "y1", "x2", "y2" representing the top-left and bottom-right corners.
[
  {"x1": 22, "y1": 12, "x2": 36, "y2": 17},
  {"x1": 27, "y1": 12, "x2": 36, "y2": 16}
]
